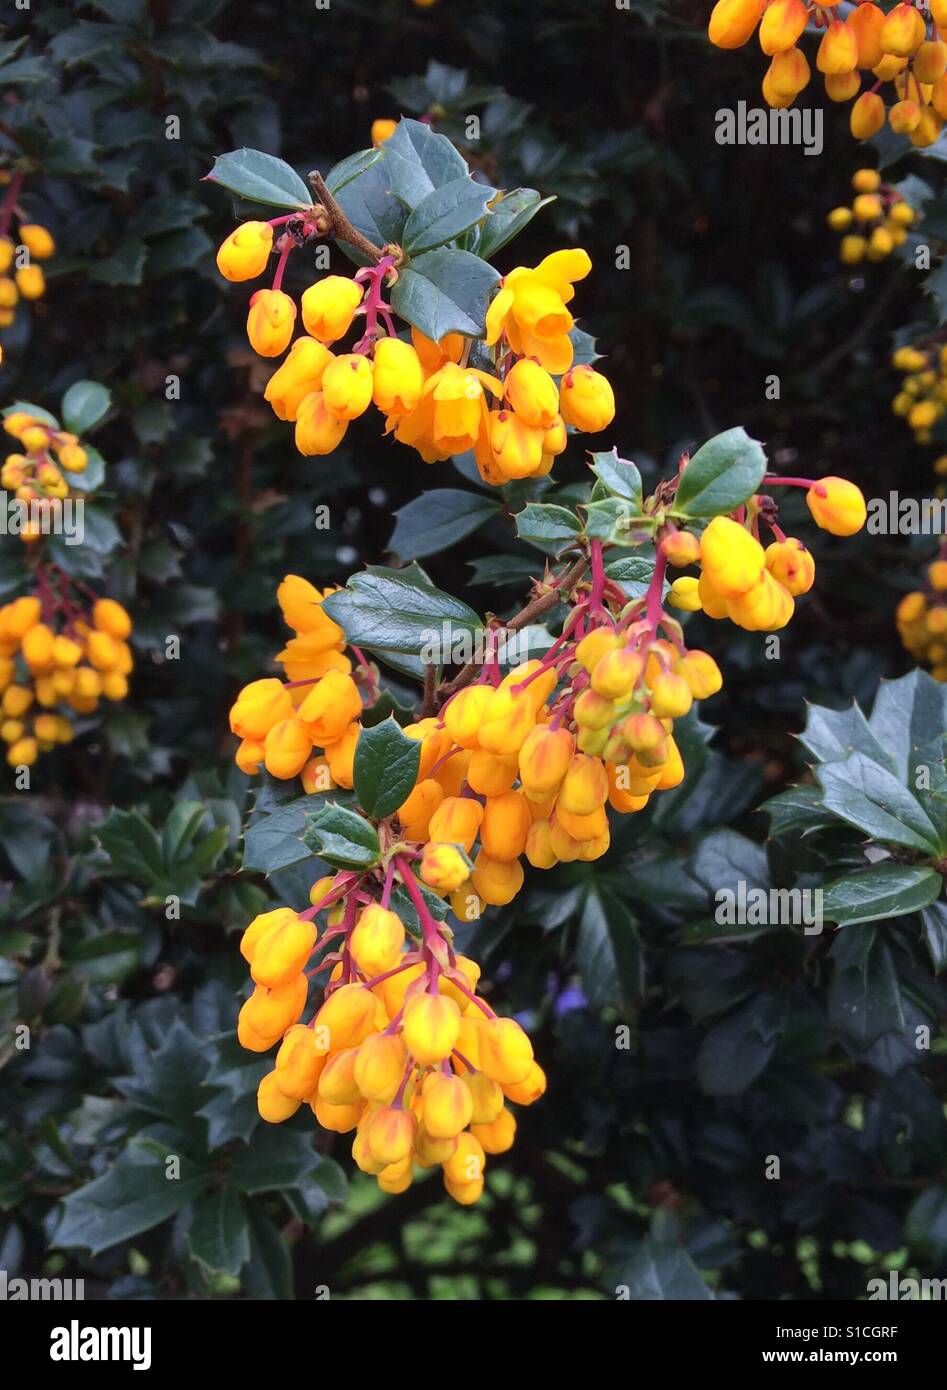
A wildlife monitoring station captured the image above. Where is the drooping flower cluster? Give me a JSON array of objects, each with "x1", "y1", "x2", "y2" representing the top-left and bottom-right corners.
[
  {"x1": 0, "y1": 586, "x2": 133, "y2": 768},
  {"x1": 890, "y1": 341, "x2": 947, "y2": 445},
  {"x1": 708, "y1": 0, "x2": 947, "y2": 146},
  {"x1": 2, "y1": 409, "x2": 89, "y2": 542},
  {"x1": 827, "y1": 167, "x2": 917, "y2": 266},
  {"x1": 896, "y1": 551, "x2": 947, "y2": 679},
  {"x1": 0, "y1": 170, "x2": 55, "y2": 336},
  {"x1": 667, "y1": 475, "x2": 867, "y2": 632},
  {"x1": 229, "y1": 575, "x2": 363, "y2": 782},
  {"x1": 240, "y1": 870, "x2": 541, "y2": 1205},
  {"x1": 216, "y1": 216, "x2": 614, "y2": 484}
]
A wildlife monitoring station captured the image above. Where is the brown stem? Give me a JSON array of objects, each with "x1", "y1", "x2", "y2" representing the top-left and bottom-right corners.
[
  {"x1": 421, "y1": 662, "x2": 438, "y2": 717},
  {"x1": 436, "y1": 554, "x2": 589, "y2": 703},
  {"x1": 308, "y1": 170, "x2": 388, "y2": 265}
]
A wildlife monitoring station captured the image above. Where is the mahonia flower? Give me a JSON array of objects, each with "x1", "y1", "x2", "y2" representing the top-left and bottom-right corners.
[
  {"x1": 215, "y1": 161, "x2": 615, "y2": 485},
  {"x1": 890, "y1": 341, "x2": 947, "y2": 446},
  {"x1": 0, "y1": 588, "x2": 133, "y2": 768},
  {"x1": 707, "y1": 0, "x2": 947, "y2": 146},
  {"x1": 2, "y1": 410, "x2": 91, "y2": 542},
  {"x1": 0, "y1": 177, "x2": 55, "y2": 338},
  {"x1": 897, "y1": 554, "x2": 947, "y2": 679},
  {"x1": 827, "y1": 168, "x2": 917, "y2": 265}
]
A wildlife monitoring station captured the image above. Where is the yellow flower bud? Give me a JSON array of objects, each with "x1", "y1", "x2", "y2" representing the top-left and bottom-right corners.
[
  {"x1": 321, "y1": 352, "x2": 374, "y2": 421},
  {"x1": 649, "y1": 670, "x2": 693, "y2": 718},
  {"x1": 301, "y1": 274, "x2": 363, "y2": 343},
  {"x1": 420, "y1": 841, "x2": 471, "y2": 891},
  {"x1": 350, "y1": 903, "x2": 405, "y2": 976},
  {"x1": 18, "y1": 223, "x2": 55, "y2": 260},
  {"x1": 849, "y1": 4, "x2": 885, "y2": 69},
  {"x1": 216, "y1": 221, "x2": 274, "y2": 282},
  {"x1": 298, "y1": 668, "x2": 361, "y2": 743},
  {"x1": 674, "y1": 649, "x2": 723, "y2": 699},
  {"x1": 504, "y1": 357, "x2": 560, "y2": 429},
  {"x1": 317, "y1": 1046, "x2": 362, "y2": 1105},
  {"x1": 422, "y1": 1071, "x2": 474, "y2": 1139},
  {"x1": 443, "y1": 1130, "x2": 486, "y2": 1185},
  {"x1": 806, "y1": 476, "x2": 867, "y2": 536},
  {"x1": 503, "y1": 1060, "x2": 548, "y2": 1106},
  {"x1": 489, "y1": 408, "x2": 545, "y2": 479},
  {"x1": 850, "y1": 91, "x2": 886, "y2": 140},
  {"x1": 314, "y1": 982, "x2": 378, "y2": 1051},
  {"x1": 477, "y1": 1016, "x2": 533, "y2": 1085},
  {"x1": 6, "y1": 735, "x2": 38, "y2": 767},
  {"x1": 880, "y1": 2, "x2": 925, "y2": 58},
  {"x1": 264, "y1": 716, "x2": 313, "y2": 779},
  {"x1": 294, "y1": 389, "x2": 348, "y2": 455},
  {"x1": 230, "y1": 677, "x2": 293, "y2": 742},
  {"x1": 354, "y1": 1032, "x2": 406, "y2": 1103},
  {"x1": 559, "y1": 366, "x2": 615, "y2": 431},
  {"x1": 247, "y1": 288, "x2": 296, "y2": 356},
  {"x1": 371, "y1": 118, "x2": 398, "y2": 146},
  {"x1": 480, "y1": 789, "x2": 531, "y2": 862},
  {"x1": 558, "y1": 752, "x2": 608, "y2": 816},
  {"x1": 765, "y1": 537, "x2": 815, "y2": 594},
  {"x1": 372, "y1": 337, "x2": 424, "y2": 415},
  {"x1": 249, "y1": 909, "x2": 317, "y2": 988},
  {"x1": 759, "y1": 0, "x2": 807, "y2": 55},
  {"x1": 238, "y1": 974, "x2": 308, "y2": 1051},
  {"x1": 708, "y1": 0, "x2": 765, "y2": 49},
  {"x1": 518, "y1": 724, "x2": 575, "y2": 800},
  {"x1": 274, "y1": 1024, "x2": 328, "y2": 1100},
  {"x1": 699, "y1": 515, "x2": 765, "y2": 597},
  {"x1": 403, "y1": 992, "x2": 462, "y2": 1065},
  {"x1": 368, "y1": 1105, "x2": 417, "y2": 1165},
  {"x1": 264, "y1": 338, "x2": 334, "y2": 420},
  {"x1": 257, "y1": 1069, "x2": 302, "y2": 1123},
  {"x1": 477, "y1": 685, "x2": 536, "y2": 755},
  {"x1": 16, "y1": 264, "x2": 45, "y2": 300},
  {"x1": 470, "y1": 848, "x2": 524, "y2": 906}
]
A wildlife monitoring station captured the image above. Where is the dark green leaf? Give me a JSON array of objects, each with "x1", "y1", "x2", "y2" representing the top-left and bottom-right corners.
[
  {"x1": 353, "y1": 717, "x2": 421, "y2": 820},
  {"x1": 403, "y1": 176, "x2": 496, "y2": 255},
  {"x1": 390, "y1": 247, "x2": 500, "y2": 341},
  {"x1": 673, "y1": 426, "x2": 767, "y2": 519},
  {"x1": 389, "y1": 488, "x2": 501, "y2": 561},
  {"x1": 61, "y1": 380, "x2": 111, "y2": 435},
  {"x1": 205, "y1": 148, "x2": 312, "y2": 210},
  {"x1": 822, "y1": 863, "x2": 943, "y2": 927},
  {"x1": 304, "y1": 801, "x2": 381, "y2": 870},
  {"x1": 186, "y1": 1187, "x2": 250, "y2": 1277}
]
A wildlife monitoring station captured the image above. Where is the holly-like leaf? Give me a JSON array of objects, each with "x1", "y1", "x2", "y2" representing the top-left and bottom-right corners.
[
  {"x1": 186, "y1": 1187, "x2": 250, "y2": 1278},
  {"x1": 476, "y1": 187, "x2": 556, "y2": 260},
  {"x1": 304, "y1": 801, "x2": 381, "y2": 870},
  {"x1": 673, "y1": 427, "x2": 767, "y2": 519},
  {"x1": 381, "y1": 118, "x2": 469, "y2": 209},
  {"x1": 353, "y1": 717, "x2": 421, "y2": 820},
  {"x1": 390, "y1": 247, "x2": 500, "y2": 341},
  {"x1": 514, "y1": 502, "x2": 581, "y2": 550},
  {"x1": 822, "y1": 863, "x2": 943, "y2": 926},
  {"x1": 589, "y1": 449, "x2": 644, "y2": 508},
  {"x1": 578, "y1": 883, "x2": 644, "y2": 1011},
  {"x1": 205, "y1": 148, "x2": 312, "y2": 210},
  {"x1": 402, "y1": 176, "x2": 496, "y2": 256},
  {"x1": 388, "y1": 488, "x2": 502, "y2": 561}
]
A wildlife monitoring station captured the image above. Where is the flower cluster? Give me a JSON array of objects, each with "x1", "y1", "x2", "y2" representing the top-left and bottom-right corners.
[
  {"x1": 667, "y1": 476, "x2": 867, "y2": 632},
  {"x1": 216, "y1": 215, "x2": 614, "y2": 484},
  {"x1": 240, "y1": 871, "x2": 541, "y2": 1205},
  {"x1": 2, "y1": 410, "x2": 89, "y2": 541},
  {"x1": 0, "y1": 170, "x2": 54, "y2": 335},
  {"x1": 229, "y1": 575, "x2": 363, "y2": 782},
  {"x1": 890, "y1": 341, "x2": 947, "y2": 445},
  {"x1": 896, "y1": 556, "x2": 947, "y2": 679},
  {"x1": 827, "y1": 167, "x2": 917, "y2": 266},
  {"x1": 0, "y1": 584, "x2": 133, "y2": 768},
  {"x1": 708, "y1": 0, "x2": 947, "y2": 146}
]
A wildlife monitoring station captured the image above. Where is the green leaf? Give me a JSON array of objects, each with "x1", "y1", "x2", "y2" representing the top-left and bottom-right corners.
[
  {"x1": 514, "y1": 502, "x2": 581, "y2": 549},
  {"x1": 578, "y1": 884, "x2": 644, "y2": 1011},
  {"x1": 186, "y1": 1187, "x2": 250, "y2": 1277},
  {"x1": 205, "y1": 148, "x2": 312, "y2": 210},
  {"x1": 797, "y1": 700, "x2": 893, "y2": 774},
  {"x1": 322, "y1": 563, "x2": 482, "y2": 677},
  {"x1": 614, "y1": 1239, "x2": 712, "y2": 1301},
  {"x1": 583, "y1": 496, "x2": 651, "y2": 544},
  {"x1": 244, "y1": 796, "x2": 314, "y2": 875},
  {"x1": 673, "y1": 426, "x2": 767, "y2": 519},
  {"x1": 390, "y1": 247, "x2": 500, "y2": 341},
  {"x1": 905, "y1": 1187, "x2": 947, "y2": 1258},
  {"x1": 817, "y1": 752, "x2": 942, "y2": 855},
  {"x1": 589, "y1": 449, "x2": 644, "y2": 508},
  {"x1": 55, "y1": 1138, "x2": 212, "y2": 1256},
  {"x1": 829, "y1": 932, "x2": 904, "y2": 1048},
  {"x1": 921, "y1": 902, "x2": 947, "y2": 974},
  {"x1": 696, "y1": 993, "x2": 787, "y2": 1096},
  {"x1": 243, "y1": 1205, "x2": 292, "y2": 1300},
  {"x1": 476, "y1": 187, "x2": 556, "y2": 260},
  {"x1": 403, "y1": 176, "x2": 496, "y2": 255},
  {"x1": 325, "y1": 146, "x2": 384, "y2": 195},
  {"x1": 61, "y1": 380, "x2": 111, "y2": 435},
  {"x1": 764, "y1": 785, "x2": 835, "y2": 839},
  {"x1": 229, "y1": 1127, "x2": 322, "y2": 1195},
  {"x1": 605, "y1": 552, "x2": 657, "y2": 602},
  {"x1": 97, "y1": 808, "x2": 166, "y2": 883},
  {"x1": 866, "y1": 670, "x2": 947, "y2": 786},
  {"x1": 822, "y1": 863, "x2": 943, "y2": 926},
  {"x1": 381, "y1": 118, "x2": 469, "y2": 209},
  {"x1": 304, "y1": 801, "x2": 381, "y2": 870},
  {"x1": 353, "y1": 717, "x2": 421, "y2": 820},
  {"x1": 62, "y1": 443, "x2": 106, "y2": 492},
  {"x1": 389, "y1": 488, "x2": 502, "y2": 561}
]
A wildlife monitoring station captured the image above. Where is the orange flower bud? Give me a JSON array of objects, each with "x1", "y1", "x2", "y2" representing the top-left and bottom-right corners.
[
  {"x1": 274, "y1": 1024, "x2": 328, "y2": 1100},
  {"x1": 298, "y1": 669, "x2": 361, "y2": 743},
  {"x1": 518, "y1": 724, "x2": 575, "y2": 800},
  {"x1": 471, "y1": 1107, "x2": 517, "y2": 1155},
  {"x1": 764, "y1": 537, "x2": 815, "y2": 594},
  {"x1": 350, "y1": 903, "x2": 405, "y2": 975},
  {"x1": 264, "y1": 716, "x2": 313, "y2": 779},
  {"x1": 759, "y1": 0, "x2": 807, "y2": 56},
  {"x1": 314, "y1": 982, "x2": 378, "y2": 1051},
  {"x1": 558, "y1": 752, "x2": 608, "y2": 815},
  {"x1": 480, "y1": 789, "x2": 531, "y2": 861},
  {"x1": 674, "y1": 649, "x2": 724, "y2": 699},
  {"x1": 216, "y1": 220, "x2": 274, "y2": 281},
  {"x1": 294, "y1": 390, "x2": 348, "y2": 455},
  {"x1": 257, "y1": 1070, "x2": 301, "y2": 1122},
  {"x1": 504, "y1": 357, "x2": 560, "y2": 429},
  {"x1": 817, "y1": 19, "x2": 858, "y2": 74},
  {"x1": 354, "y1": 1032, "x2": 407, "y2": 1103},
  {"x1": 708, "y1": 0, "x2": 765, "y2": 49},
  {"x1": 422, "y1": 1071, "x2": 474, "y2": 1139},
  {"x1": 248, "y1": 908, "x2": 317, "y2": 987},
  {"x1": 301, "y1": 274, "x2": 363, "y2": 343},
  {"x1": 806, "y1": 476, "x2": 867, "y2": 536},
  {"x1": 477, "y1": 1016, "x2": 534, "y2": 1085},
  {"x1": 428, "y1": 795, "x2": 485, "y2": 853},
  {"x1": 559, "y1": 366, "x2": 615, "y2": 431},
  {"x1": 321, "y1": 352, "x2": 374, "y2": 421},
  {"x1": 420, "y1": 841, "x2": 471, "y2": 892},
  {"x1": 264, "y1": 338, "x2": 334, "y2": 420},
  {"x1": 470, "y1": 848, "x2": 524, "y2": 906},
  {"x1": 317, "y1": 1046, "x2": 362, "y2": 1106}
]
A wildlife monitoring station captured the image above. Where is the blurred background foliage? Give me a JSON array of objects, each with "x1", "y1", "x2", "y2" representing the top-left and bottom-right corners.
[{"x1": 1, "y1": 0, "x2": 947, "y2": 1301}]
